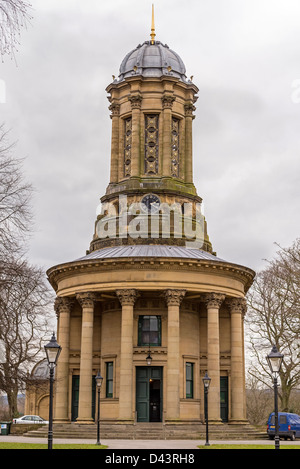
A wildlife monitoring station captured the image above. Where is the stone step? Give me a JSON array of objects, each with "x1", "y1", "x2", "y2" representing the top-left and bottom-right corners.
[{"x1": 24, "y1": 422, "x2": 267, "y2": 440}]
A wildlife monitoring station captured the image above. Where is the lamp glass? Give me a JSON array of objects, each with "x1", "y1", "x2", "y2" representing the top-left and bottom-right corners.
[
  {"x1": 44, "y1": 333, "x2": 61, "y2": 366},
  {"x1": 267, "y1": 345, "x2": 284, "y2": 374},
  {"x1": 146, "y1": 354, "x2": 152, "y2": 366},
  {"x1": 95, "y1": 371, "x2": 103, "y2": 388},
  {"x1": 202, "y1": 372, "x2": 211, "y2": 389}
]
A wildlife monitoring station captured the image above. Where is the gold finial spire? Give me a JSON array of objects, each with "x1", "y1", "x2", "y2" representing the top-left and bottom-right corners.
[{"x1": 150, "y1": 4, "x2": 156, "y2": 44}]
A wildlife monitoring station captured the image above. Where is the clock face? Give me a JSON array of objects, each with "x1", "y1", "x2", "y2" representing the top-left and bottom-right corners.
[{"x1": 141, "y1": 194, "x2": 160, "y2": 213}]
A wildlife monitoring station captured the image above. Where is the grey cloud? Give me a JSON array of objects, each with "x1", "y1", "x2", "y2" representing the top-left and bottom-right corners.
[{"x1": 1, "y1": 0, "x2": 299, "y2": 273}]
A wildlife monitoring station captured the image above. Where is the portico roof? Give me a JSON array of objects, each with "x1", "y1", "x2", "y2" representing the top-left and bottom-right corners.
[{"x1": 75, "y1": 245, "x2": 226, "y2": 262}]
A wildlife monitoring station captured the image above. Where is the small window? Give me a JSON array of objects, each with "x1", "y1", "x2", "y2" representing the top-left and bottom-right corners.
[
  {"x1": 138, "y1": 315, "x2": 161, "y2": 346},
  {"x1": 106, "y1": 362, "x2": 113, "y2": 398},
  {"x1": 279, "y1": 415, "x2": 287, "y2": 425},
  {"x1": 186, "y1": 363, "x2": 194, "y2": 399}
]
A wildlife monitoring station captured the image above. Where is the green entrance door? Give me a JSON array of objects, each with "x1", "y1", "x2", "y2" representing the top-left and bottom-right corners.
[
  {"x1": 220, "y1": 377, "x2": 228, "y2": 422},
  {"x1": 136, "y1": 367, "x2": 163, "y2": 422},
  {"x1": 71, "y1": 375, "x2": 96, "y2": 421}
]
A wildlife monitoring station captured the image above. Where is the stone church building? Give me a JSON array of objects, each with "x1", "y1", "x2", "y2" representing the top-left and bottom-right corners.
[{"x1": 46, "y1": 19, "x2": 255, "y2": 430}]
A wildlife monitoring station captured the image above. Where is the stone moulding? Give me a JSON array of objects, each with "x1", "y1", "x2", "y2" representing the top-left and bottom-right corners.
[{"x1": 46, "y1": 256, "x2": 255, "y2": 297}]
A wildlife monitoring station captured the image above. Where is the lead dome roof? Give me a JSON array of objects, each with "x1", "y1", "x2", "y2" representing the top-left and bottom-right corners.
[{"x1": 118, "y1": 40, "x2": 188, "y2": 82}]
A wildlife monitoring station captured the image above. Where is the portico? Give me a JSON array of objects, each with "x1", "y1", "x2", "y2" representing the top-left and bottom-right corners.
[
  {"x1": 48, "y1": 244, "x2": 252, "y2": 426},
  {"x1": 46, "y1": 13, "x2": 255, "y2": 430}
]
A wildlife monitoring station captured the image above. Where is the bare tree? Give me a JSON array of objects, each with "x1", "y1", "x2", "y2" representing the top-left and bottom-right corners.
[
  {"x1": 0, "y1": 258, "x2": 54, "y2": 419},
  {"x1": 0, "y1": 126, "x2": 55, "y2": 418},
  {"x1": 0, "y1": 124, "x2": 33, "y2": 258},
  {"x1": 0, "y1": 0, "x2": 32, "y2": 59},
  {"x1": 246, "y1": 239, "x2": 300, "y2": 411},
  {"x1": 246, "y1": 374, "x2": 273, "y2": 425}
]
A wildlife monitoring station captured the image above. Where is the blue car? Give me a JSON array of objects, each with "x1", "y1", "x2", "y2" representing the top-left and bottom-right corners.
[{"x1": 267, "y1": 412, "x2": 300, "y2": 441}]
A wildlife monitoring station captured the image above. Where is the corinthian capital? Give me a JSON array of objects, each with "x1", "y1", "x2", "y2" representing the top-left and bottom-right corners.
[
  {"x1": 129, "y1": 93, "x2": 142, "y2": 109},
  {"x1": 162, "y1": 94, "x2": 175, "y2": 109},
  {"x1": 184, "y1": 102, "x2": 196, "y2": 117},
  {"x1": 54, "y1": 296, "x2": 74, "y2": 318},
  {"x1": 164, "y1": 289, "x2": 186, "y2": 306},
  {"x1": 203, "y1": 292, "x2": 225, "y2": 309},
  {"x1": 76, "y1": 292, "x2": 97, "y2": 309},
  {"x1": 116, "y1": 289, "x2": 139, "y2": 306},
  {"x1": 109, "y1": 102, "x2": 120, "y2": 117},
  {"x1": 226, "y1": 297, "x2": 247, "y2": 315}
]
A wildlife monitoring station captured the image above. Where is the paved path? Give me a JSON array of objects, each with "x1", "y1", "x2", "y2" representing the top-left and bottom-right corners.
[{"x1": 1, "y1": 435, "x2": 299, "y2": 448}]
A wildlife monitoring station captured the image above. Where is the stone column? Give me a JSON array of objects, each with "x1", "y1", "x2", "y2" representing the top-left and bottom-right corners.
[
  {"x1": 109, "y1": 102, "x2": 120, "y2": 183},
  {"x1": 162, "y1": 94, "x2": 175, "y2": 177},
  {"x1": 184, "y1": 103, "x2": 195, "y2": 184},
  {"x1": 203, "y1": 292, "x2": 225, "y2": 423},
  {"x1": 116, "y1": 289, "x2": 139, "y2": 422},
  {"x1": 76, "y1": 292, "x2": 97, "y2": 424},
  {"x1": 164, "y1": 289, "x2": 186, "y2": 422},
  {"x1": 227, "y1": 297, "x2": 247, "y2": 423},
  {"x1": 54, "y1": 296, "x2": 73, "y2": 423},
  {"x1": 129, "y1": 94, "x2": 142, "y2": 177}
]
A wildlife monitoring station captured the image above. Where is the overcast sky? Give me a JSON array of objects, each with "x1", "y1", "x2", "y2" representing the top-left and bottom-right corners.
[{"x1": 1, "y1": 0, "x2": 299, "y2": 275}]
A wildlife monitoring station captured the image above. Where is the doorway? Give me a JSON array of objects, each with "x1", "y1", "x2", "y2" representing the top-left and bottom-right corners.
[
  {"x1": 136, "y1": 367, "x2": 163, "y2": 422},
  {"x1": 220, "y1": 376, "x2": 228, "y2": 422},
  {"x1": 71, "y1": 375, "x2": 96, "y2": 421}
]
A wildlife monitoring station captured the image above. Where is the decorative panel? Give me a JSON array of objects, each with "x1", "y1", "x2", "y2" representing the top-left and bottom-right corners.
[
  {"x1": 171, "y1": 117, "x2": 180, "y2": 177},
  {"x1": 145, "y1": 114, "x2": 159, "y2": 175},
  {"x1": 124, "y1": 117, "x2": 132, "y2": 177}
]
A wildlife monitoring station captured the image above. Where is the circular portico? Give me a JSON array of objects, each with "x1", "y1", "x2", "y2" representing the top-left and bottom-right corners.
[
  {"x1": 46, "y1": 13, "x2": 255, "y2": 431},
  {"x1": 48, "y1": 246, "x2": 254, "y2": 426},
  {"x1": 48, "y1": 245, "x2": 253, "y2": 298}
]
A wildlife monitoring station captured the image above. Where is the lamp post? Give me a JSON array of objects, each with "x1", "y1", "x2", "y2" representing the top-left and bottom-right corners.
[
  {"x1": 202, "y1": 372, "x2": 211, "y2": 447},
  {"x1": 146, "y1": 336, "x2": 152, "y2": 366},
  {"x1": 266, "y1": 345, "x2": 284, "y2": 450},
  {"x1": 44, "y1": 333, "x2": 61, "y2": 450},
  {"x1": 95, "y1": 371, "x2": 103, "y2": 446},
  {"x1": 146, "y1": 350, "x2": 152, "y2": 366}
]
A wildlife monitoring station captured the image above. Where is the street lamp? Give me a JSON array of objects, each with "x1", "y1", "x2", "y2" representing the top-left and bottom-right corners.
[
  {"x1": 95, "y1": 371, "x2": 103, "y2": 446},
  {"x1": 146, "y1": 335, "x2": 152, "y2": 366},
  {"x1": 266, "y1": 345, "x2": 284, "y2": 450},
  {"x1": 146, "y1": 351, "x2": 152, "y2": 366},
  {"x1": 202, "y1": 372, "x2": 211, "y2": 447},
  {"x1": 44, "y1": 333, "x2": 62, "y2": 450}
]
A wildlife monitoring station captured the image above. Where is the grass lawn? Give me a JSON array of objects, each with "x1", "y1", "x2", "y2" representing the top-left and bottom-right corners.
[
  {"x1": 0, "y1": 442, "x2": 108, "y2": 449},
  {"x1": 198, "y1": 444, "x2": 300, "y2": 450},
  {"x1": 1, "y1": 442, "x2": 300, "y2": 450}
]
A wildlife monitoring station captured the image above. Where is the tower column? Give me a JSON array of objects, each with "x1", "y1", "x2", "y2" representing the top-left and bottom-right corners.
[
  {"x1": 54, "y1": 296, "x2": 73, "y2": 423},
  {"x1": 204, "y1": 292, "x2": 225, "y2": 423},
  {"x1": 227, "y1": 297, "x2": 247, "y2": 423},
  {"x1": 162, "y1": 94, "x2": 175, "y2": 177},
  {"x1": 184, "y1": 103, "x2": 195, "y2": 184},
  {"x1": 164, "y1": 289, "x2": 186, "y2": 421},
  {"x1": 116, "y1": 289, "x2": 139, "y2": 422},
  {"x1": 76, "y1": 292, "x2": 96, "y2": 424},
  {"x1": 129, "y1": 93, "x2": 142, "y2": 177},
  {"x1": 109, "y1": 102, "x2": 120, "y2": 183}
]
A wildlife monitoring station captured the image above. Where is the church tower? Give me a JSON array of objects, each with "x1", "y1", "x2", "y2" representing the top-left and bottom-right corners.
[
  {"x1": 90, "y1": 9, "x2": 212, "y2": 255},
  {"x1": 47, "y1": 9, "x2": 255, "y2": 431}
]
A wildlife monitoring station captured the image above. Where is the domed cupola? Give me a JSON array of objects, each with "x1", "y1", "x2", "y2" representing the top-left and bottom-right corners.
[{"x1": 118, "y1": 40, "x2": 187, "y2": 82}]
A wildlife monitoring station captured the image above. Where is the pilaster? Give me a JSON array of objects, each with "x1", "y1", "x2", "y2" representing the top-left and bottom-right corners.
[
  {"x1": 184, "y1": 102, "x2": 196, "y2": 184},
  {"x1": 116, "y1": 289, "x2": 139, "y2": 422},
  {"x1": 164, "y1": 289, "x2": 186, "y2": 422},
  {"x1": 129, "y1": 93, "x2": 142, "y2": 177},
  {"x1": 203, "y1": 292, "x2": 225, "y2": 423},
  {"x1": 162, "y1": 93, "x2": 175, "y2": 177},
  {"x1": 109, "y1": 101, "x2": 120, "y2": 183},
  {"x1": 227, "y1": 297, "x2": 248, "y2": 424},
  {"x1": 76, "y1": 292, "x2": 97, "y2": 424},
  {"x1": 53, "y1": 296, "x2": 74, "y2": 423}
]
